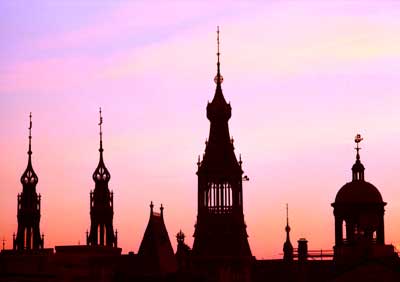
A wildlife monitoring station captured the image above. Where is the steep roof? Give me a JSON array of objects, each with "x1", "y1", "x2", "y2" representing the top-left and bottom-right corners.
[{"x1": 138, "y1": 203, "x2": 177, "y2": 274}]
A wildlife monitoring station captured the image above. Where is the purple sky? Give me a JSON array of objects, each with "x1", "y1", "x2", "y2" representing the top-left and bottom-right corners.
[{"x1": 1, "y1": 1, "x2": 400, "y2": 258}]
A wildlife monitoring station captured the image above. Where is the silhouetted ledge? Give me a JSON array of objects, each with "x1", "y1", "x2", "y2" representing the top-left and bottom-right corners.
[
  {"x1": 55, "y1": 245, "x2": 121, "y2": 255},
  {"x1": 1, "y1": 248, "x2": 54, "y2": 255}
]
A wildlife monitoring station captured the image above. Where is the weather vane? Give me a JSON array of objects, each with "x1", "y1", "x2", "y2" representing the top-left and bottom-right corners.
[{"x1": 354, "y1": 133, "x2": 363, "y2": 157}]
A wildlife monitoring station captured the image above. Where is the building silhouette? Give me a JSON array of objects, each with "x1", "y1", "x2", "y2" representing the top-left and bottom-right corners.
[
  {"x1": 137, "y1": 202, "x2": 177, "y2": 274},
  {"x1": 192, "y1": 26, "x2": 253, "y2": 281},
  {"x1": 87, "y1": 108, "x2": 118, "y2": 247},
  {"x1": 332, "y1": 134, "x2": 395, "y2": 266},
  {"x1": 1, "y1": 29, "x2": 400, "y2": 282},
  {"x1": 13, "y1": 113, "x2": 44, "y2": 251},
  {"x1": 283, "y1": 204, "x2": 294, "y2": 262}
]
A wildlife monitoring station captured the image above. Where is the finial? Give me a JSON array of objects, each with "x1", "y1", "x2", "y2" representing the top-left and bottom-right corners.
[
  {"x1": 354, "y1": 134, "x2": 363, "y2": 160},
  {"x1": 160, "y1": 203, "x2": 164, "y2": 216},
  {"x1": 150, "y1": 201, "x2": 154, "y2": 213},
  {"x1": 285, "y1": 203, "x2": 291, "y2": 234},
  {"x1": 217, "y1": 26, "x2": 220, "y2": 65},
  {"x1": 214, "y1": 26, "x2": 224, "y2": 85},
  {"x1": 239, "y1": 154, "x2": 242, "y2": 166},
  {"x1": 286, "y1": 203, "x2": 289, "y2": 226},
  {"x1": 99, "y1": 107, "x2": 103, "y2": 152},
  {"x1": 28, "y1": 112, "x2": 32, "y2": 156},
  {"x1": 176, "y1": 230, "x2": 185, "y2": 244}
]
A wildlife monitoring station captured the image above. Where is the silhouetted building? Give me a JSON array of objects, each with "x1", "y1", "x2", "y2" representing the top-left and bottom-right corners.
[
  {"x1": 138, "y1": 202, "x2": 177, "y2": 274},
  {"x1": 283, "y1": 204, "x2": 293, "y2": 262},
  {"x1": 2, "y1": 30, "x2": 400, "y2": 282},
  {"x1": 87, "y1": 109, "x2": 118, "y2": 247},
  {"x1": 175, "y1": 230, "x2": 191, "y2": 271},
  {"x1": 14, "y1": 113, "x2": 44, "y2": 251},
  {"x1": 332, "y1": 134, "x2": 396, "y2": 265},
  {"x1": 192, "y1": 26, "x2": 252, "y2": 282}
]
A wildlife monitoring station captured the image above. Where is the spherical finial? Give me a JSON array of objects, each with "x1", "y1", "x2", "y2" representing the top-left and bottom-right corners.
[{"x1": 214, "y1": 74, "x2": 224, "y2": 84}]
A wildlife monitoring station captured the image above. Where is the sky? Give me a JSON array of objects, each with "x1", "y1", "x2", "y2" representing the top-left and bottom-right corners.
[{"x1": 1, "y1": 0, "x2": 400, "y2": 259}]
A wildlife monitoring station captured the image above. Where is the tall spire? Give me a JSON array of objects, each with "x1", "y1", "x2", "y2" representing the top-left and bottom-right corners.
[
  {"x1": 15, "y1": 112, "x2": 43, "y2": 250},
  {"x1": 207, "y1": 26, "x2": 231, "y2": 123},
  {"x1": 92, "y1": 107, "x2": 110, "y2": 183},
  {"x1": 352, "y1": 134, "x2": 365, "y2": 181},
  {"x1": 283, "y1": 203, "x2": 293, "y2": 261},
  {"x1": 28, "y1": 112, "x2": 32, "y2": 157},
  {"x1": 214, "y1": 26, "x2": 224, "y2": 86},
  {"x1": 88, "y1": 107, "x2": 116, "y2": 247},
  {"x1": 20, "y1": 112, "x2": 38, "y2": 185},
  {"x1": 99, "y1": 107, "x2": 103, "y2": 153},
  {"x1": 285, "y1": 204, "x2": 291, "y2": 240}
]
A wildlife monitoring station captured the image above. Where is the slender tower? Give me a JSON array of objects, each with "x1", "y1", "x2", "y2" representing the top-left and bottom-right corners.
[
  {"x1": 192, "y1": 27, "x2": 252, "y2": 259},
  {"x1": 87, "y1": 108, "x2": 117, "y2": 247},
  {"x1": 14, "y1": 113, "x2": 44, "y2": 250},
  {"x1": 283, "y1": 204, "x2": 293, "y2": 261}
]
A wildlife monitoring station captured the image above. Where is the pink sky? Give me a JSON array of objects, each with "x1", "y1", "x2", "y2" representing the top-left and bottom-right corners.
[{"x1": 1, "y1": 1, "x2": 400, "y2": 259}]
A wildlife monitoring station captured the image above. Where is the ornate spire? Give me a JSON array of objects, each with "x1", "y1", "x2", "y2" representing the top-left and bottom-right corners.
[
  {"x1": 283, "y1": 203, "x2": 293, "y2": 261},
  {"x1": 207, "y1": 26, "x2": 231, "y2": 123},
  {"x1": 20, "y1": 112, "x2": 38, "y2": 185},
  {"x1": 352, "y1": 134, "x2": 365, "y2": 181},
  {"x1": 92, "y1": 108, "x2": 110, "y2": 183},
  {"x1": 285, "y1": 204, "x2": 291, "y2": 239},
  {"x1": 99, "y1": 107, "x2": 103, "y2": 153},
  {"x1": 28, "y1": 112, "x2": 32, "y2": 156},
  {"x1": 214, "y1": 26, "x2": 224, "y2": 85}
]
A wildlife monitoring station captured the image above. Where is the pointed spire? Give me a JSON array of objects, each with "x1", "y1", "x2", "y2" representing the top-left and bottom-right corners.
[
  {"x1": 207, "y1": 26, "x2": 231, "y2": 122},
  {"x1": 214, "y1": 26, "x2": 224, "y2": 85},
  {"x1": 92, "y1": 108, "x2": 110, "y2": 183},
  {"x1": 28, "y1": 112, "x2": 32, "y2": 157},
  {"x1": 20, "y1": 112, "x2": 38, "y2": 185},
  {"x1": 283, "y1": 203, "x2": 293, "y2": 261},
  {"x1": 352, "y1": 134, "x2": 365, "y2": 181},
  {"x1": 285, "y1": 204, "x2": 291, "y2": 238},
  {"x1": 99, "y1": 107, "x2": 103, "y2": 153}
]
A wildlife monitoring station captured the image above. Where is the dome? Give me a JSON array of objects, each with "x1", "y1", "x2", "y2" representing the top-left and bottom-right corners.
[{"x1": 334, "y1": 180, "x2": 384, "y2": 204}]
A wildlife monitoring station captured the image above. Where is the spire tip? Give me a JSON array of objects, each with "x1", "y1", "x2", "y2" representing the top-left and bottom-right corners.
[
  {"x1": 98, "y1": 107, "x2": 103, "y2": 152},
  {"x1": 214, "y1": 26, "x2": 224, "y2": 85}
]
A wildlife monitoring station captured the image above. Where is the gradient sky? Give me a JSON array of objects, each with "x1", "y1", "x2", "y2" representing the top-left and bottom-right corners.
[{"x1": 1, "y1": 1, "x2": 400, "y2": 259}]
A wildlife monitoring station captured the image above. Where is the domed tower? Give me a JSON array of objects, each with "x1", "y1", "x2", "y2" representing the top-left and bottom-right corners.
[
  {"x1": 14, "y1": 113, "x2": 44, "y2": 251},
  {"x1": 87, "y1": 108, "x2": 117, "y2": 247},
  {"x1": 332, "y1": 134, "x2": 395, "y2": 263}
]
